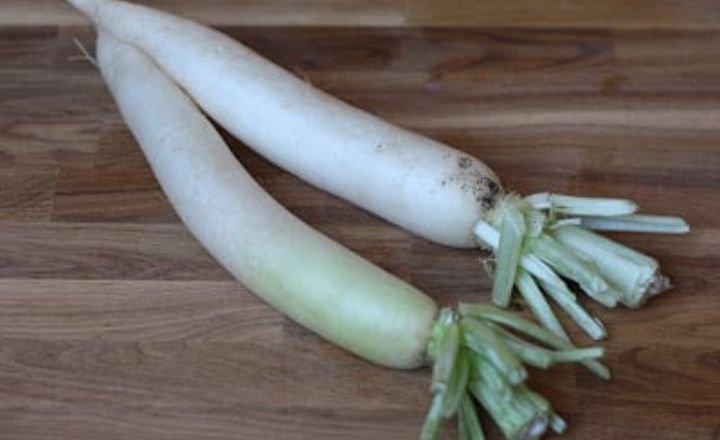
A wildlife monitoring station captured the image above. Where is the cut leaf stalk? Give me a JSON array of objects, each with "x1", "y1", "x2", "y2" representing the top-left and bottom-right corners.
[
  {"x1": 474, "y1": 192, "x2": 688, "y2": 339},
  {"x1": 423, "y1": 306, "x2": 608, "y2": 439}
]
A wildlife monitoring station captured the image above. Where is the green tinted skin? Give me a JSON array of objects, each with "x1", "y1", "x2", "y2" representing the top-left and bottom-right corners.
[
  {"x1": 242, "y1": 232, "x2": 438, "y2": 369},
  {"x1": 98, "y1": 31, "x2": 437, "y2": 370}
]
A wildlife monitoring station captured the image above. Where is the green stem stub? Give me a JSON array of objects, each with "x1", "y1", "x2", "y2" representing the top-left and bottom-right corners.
[
  {"x1": 421, "y1": 306, "x2": 609, "y2": 440},
  {"x1": 492, "y1": 204, "x2": 526, "y2": 308},
  {"x1": 474, "y1": 191, "x2": 689, "y2": 340}
]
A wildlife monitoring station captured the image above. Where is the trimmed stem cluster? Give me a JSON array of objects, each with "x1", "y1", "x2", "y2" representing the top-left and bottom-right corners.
[
  {"x1": 474, "y1": 192, "x2": 689, "y2": 341},
  {"x1": 422, "y1": 306, "x2": 608, "y2": 440}
]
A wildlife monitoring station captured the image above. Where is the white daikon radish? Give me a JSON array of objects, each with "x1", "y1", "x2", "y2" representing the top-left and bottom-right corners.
[
  {"x1": 94, "y1": 31, "x2": 607, "y2": 440},
  {"x1": 69, "y1": 0, "x2": 688, "y2": 342}
]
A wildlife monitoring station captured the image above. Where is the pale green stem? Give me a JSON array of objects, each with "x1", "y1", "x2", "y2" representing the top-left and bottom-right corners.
[
  {"x1": 461, "y1": 318, "x2": 527, "y2": 385},
  {"x1": 524, "y1": 192, "x2": 638, "y2": 216},
  {"x1": 521, "y1": 253, "x2": 572, "y2": 291},
  {"x1": 538, "y1": 280, "x2": 607, "y2": 341},
  {"x1": 474, "y1": 221, "x2": 500, "y2": 249},
  {"x1": 425, "y1": 306, "x2": 607, "y2": 439},
  {"x1": 476, "y1": 193, "x2": 689, "y2": 328},
  {"x1": 516, "y1": 269, "x2": 569, "y2": 341},
  {"x1": 458, "y1": 304, "x2": 611, "y2": 379},
  {"x1": 442, "y1": 350, "x2": 469, "y2": 417},
  {"x1": 524, "y1": 389, "x2": 551, "y2": 415},
  {"x1": 491, "y1": 205, "x2": 526, "y2": 307},
  {"x1": 497, "y1": 331, "x2": 555, "y2": 369},
  {"x1": 459, "y1": 304, "x2": 568, "y2": 349},
  {"x1": 468, "y1": 380, "x2": 548, "y2": 440},
  {"x1": 470, "y1": 355, "x2": 512, "y2": 400},
  {"x1": 551, "y1": 225, "x2": 666, "y2": 308},
  {"x1": 524, "y1": 209, "x2": 547, "y2": 237},
  {"x1": 474, "y1": 221, "x2": 575, "y2": 293},
  {"x1": 420, "y1": 393, "x2": 445, "y2": 440},
  {"x1": 492, "y1": 322, "x2": 603, "y2": 365},
  {"x1": 549, "y1": 218, "x2": 583, "y2": 228},
  {"x1": 458, "y1": 393, "x2": 485, "y2": 440},
  {"x1": 550, "y1": 413, "x2": 567, "y2": 434},
  {"x1": 529, "y1": 234, "x2": 618, "y2": 307},
  {"x1": 432, "y1": 322, "x2": 460, "y2": 393},
  {"x1": 427, "y1": 309, "x2": 455, "y2": 359},
  {"x1": 551, "y1": 346, "x2": 605, "y2": 363},
  {"x1": 579, "y1": 214, "x2": 689, "y2": 234}
]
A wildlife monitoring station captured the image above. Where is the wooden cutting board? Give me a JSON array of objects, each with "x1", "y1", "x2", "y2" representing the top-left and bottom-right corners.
[{"x1": 1, "y1": 1, "x2": 718, "y2": 439}]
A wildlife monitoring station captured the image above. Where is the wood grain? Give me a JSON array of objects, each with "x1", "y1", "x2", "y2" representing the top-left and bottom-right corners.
[
  {"x1": 3, "y1": 0, "x2": 720, "y2": 30},
  {"x1": 1, "y1": 5, "x2": 719, "y2": 440}
]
